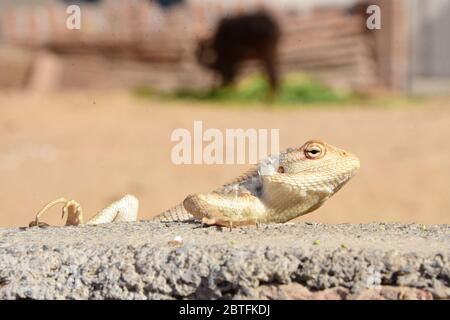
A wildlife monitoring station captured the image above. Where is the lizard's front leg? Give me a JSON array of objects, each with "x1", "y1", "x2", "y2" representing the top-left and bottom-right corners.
[{"x1": 183, "y1": 192, "x2": 266, "y2": 229}]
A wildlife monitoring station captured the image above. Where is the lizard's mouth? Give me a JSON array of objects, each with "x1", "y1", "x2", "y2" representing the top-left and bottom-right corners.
[
  {"x1": 312, "y1": 155, "x2": 360, "y2": 189},
  {"x1": 332, "y1": 155, "x2": 360, "y2": 187},
  {"x1": 310, "y1": 156, "x2": 359, "y2": 196},
  {"x1": 348, "y1": 155, "x2": 360, "y2": 175}
]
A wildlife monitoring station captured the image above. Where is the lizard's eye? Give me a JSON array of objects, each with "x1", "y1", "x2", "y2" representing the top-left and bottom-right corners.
[
  {"x1": 304, "y1": 142, "x2": 326, "y2": 159},
  {"x1": 277, "y1": 166, "x2": 285, "y2": 173}
]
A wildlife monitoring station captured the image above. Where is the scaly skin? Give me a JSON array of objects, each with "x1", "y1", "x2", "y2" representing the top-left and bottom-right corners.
[{"x1": 30, "y1": 140, "x2": 360, "y2": 228}]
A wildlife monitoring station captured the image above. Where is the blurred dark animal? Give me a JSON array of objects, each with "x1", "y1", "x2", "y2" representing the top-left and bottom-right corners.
[
  {"x1": 155, "y1": 0, "x2": 185, "y2": 9},
  {"x1": 347, "y1": 1, "x2": 371, "y2": 16},
  {"x1": 196, "y1": 12, "x2": 280, "y2": 92}
]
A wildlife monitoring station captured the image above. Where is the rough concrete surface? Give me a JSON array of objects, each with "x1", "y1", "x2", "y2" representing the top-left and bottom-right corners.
[{"x1": 0, "y1": 222, "x2": 448, "y2": 300}]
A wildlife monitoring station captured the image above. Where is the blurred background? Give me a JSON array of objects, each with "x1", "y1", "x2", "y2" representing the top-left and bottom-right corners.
[{"x1": 0, "y1": 0, "x2": 449, "y2": 227}]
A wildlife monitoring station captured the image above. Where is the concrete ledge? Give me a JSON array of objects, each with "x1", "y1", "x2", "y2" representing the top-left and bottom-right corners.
[{"x1": 0, "y1": 222, "x2": 448, "y2": 299}]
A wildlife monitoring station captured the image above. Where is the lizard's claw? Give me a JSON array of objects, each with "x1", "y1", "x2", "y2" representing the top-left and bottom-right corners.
[
  {"x1": 61, "y1": 200, "x2": 83, "y2": 226},
  {"x1": 28, "y1": 221, "x2": 50, "y2": 228},
  {"x1": 201, "y1": 217, "x2": 216, "y2": 226},
  {"x1": 29, "y1": 198, "x2": 84, "y2": 228},
  {"x1": 62, "y1": 205, "x2": 68, "y2": 220},
  {"x1": 29, "y1": 198, "x2": 68, "y2": 228}
]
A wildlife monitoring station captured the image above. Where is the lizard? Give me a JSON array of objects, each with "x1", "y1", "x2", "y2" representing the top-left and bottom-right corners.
[{"x1": 29, "y1": 140, "x2": 360, "y2": 229}]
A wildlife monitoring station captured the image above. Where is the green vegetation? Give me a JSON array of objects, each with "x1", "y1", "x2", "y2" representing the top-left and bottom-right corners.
[
  {"x1": 133, "y1": 73, "x2": 357, "y2": 106},
  {"x1": 133, "y1": 72, "x2": 420, "y2": 107}
]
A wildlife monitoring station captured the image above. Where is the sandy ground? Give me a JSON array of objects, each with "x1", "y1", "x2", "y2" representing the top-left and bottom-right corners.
[
  {"x1": 0, "y1": 222, "x2": 448, "y2": 299},
  {"x1": 0, "y1": 91, "x2": 449, "y2": 227}
]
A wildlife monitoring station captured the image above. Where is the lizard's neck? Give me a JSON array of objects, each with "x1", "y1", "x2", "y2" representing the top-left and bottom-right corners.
[{"x1": 259, "y1": 174, "x2": 334, "y2": 223}]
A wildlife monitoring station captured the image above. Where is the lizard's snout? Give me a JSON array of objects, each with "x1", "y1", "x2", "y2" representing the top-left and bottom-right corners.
[
  {"x1": 345, "y1": 153, "x2": 360, "y2": 176},
  {"x1": 334, "y1": 147, "x2": 360, "y2": 178}
]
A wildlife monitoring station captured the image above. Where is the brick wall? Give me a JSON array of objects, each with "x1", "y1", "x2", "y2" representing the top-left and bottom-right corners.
[{"x1": 0, "y1": 0, "x2": 405, "y2": 92}]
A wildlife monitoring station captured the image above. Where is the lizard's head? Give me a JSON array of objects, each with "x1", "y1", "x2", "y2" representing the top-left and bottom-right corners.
[
  {"x1": 279, "y1": 140, "x2": 360, "y2": 184},
  {"x1": 259, "y1": 139, "x2": 360, "y2": 199},
  {"x1": 256, "y1": 140, "x2": 360, "y2": 221}
]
